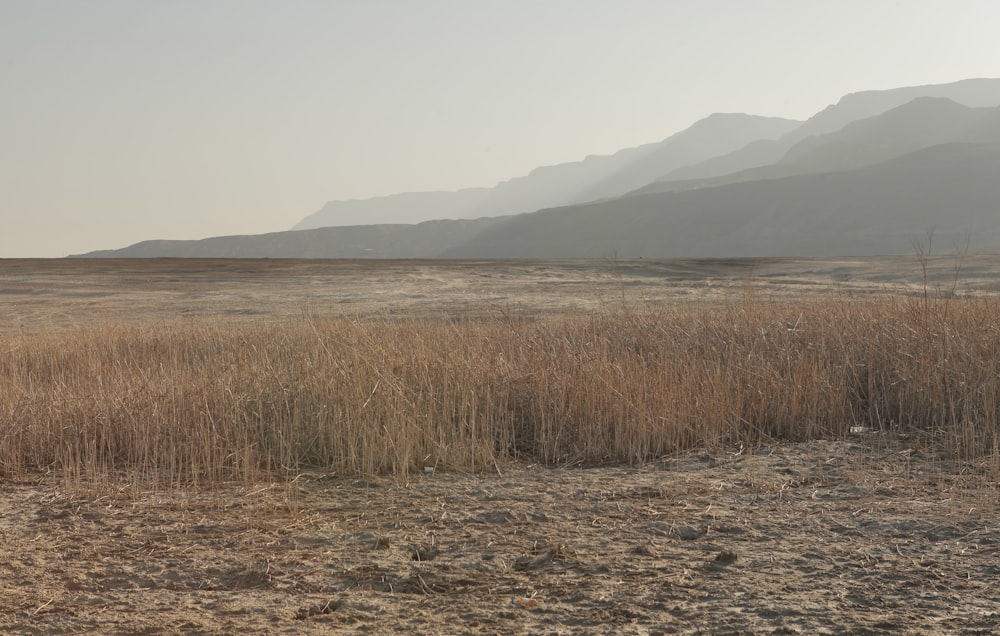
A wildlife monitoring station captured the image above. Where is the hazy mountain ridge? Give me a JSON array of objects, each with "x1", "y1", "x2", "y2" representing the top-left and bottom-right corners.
[
  {"x1": 633, "y1": 96, "x2": 1000, "y2": 196},
  {"x1": 657, "y1": 77, "x2": 1000, "y2": 183},
  {"x1": 443, "y1": 142, "x2": 1000, "y2": 259},
  {"x1": 466, "y1": 113, "x2": 801, "y2": 215},
  {"x1": 77, "y1": 218, "x2": 509, "y2": 259},
  {"x1": 293, "y1": 113, "x2": 799, "y2": 230},
  {"x1": 76, "y1": 78, "x2": 1000, "y2": 260},
  {"x1": 289, "y1": 188, "x2": 491, "y2": 230},
  {"x1": 779, "y1": 97, "x2": 991, "y2": 167}
]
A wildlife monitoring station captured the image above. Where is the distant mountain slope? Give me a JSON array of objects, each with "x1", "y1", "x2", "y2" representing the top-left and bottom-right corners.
[
  {"x1": 73, "y1": 217, "x2": 509, "y2": 259},
  {"x1": 787, "y1": 77, "x2": 1000, "y2": 142},
  {"x1": 580, "y1": 114, "x2": 801, "y2": 199},
  {"x1": 634, "y1": 98, "x2": 1000, "y2": 196},
  {"x1": 79, "y1": 143, "x2": 1000, "y2": 260},
  {"x1": 463, "y1": 113, "x2": 800, "y2": 216},
  {"x1": 80, "y1": 78, "x2": 1000, "y2": 261},
  {"x1": 659, "y1": 77, "x2": 1000, "y2": 183},
  {"x1": 777, "y1": 97, "x2": 998, "y2": 169},
  {"x1": 289, "y1": 189, "x2": 491, "y2": 230},
  {"x1": 442, "y1": 143, "x2": 1000, "y2": 259},
  {"x1": 293, "y1": 113, "x2": 799, "y2": 230}
]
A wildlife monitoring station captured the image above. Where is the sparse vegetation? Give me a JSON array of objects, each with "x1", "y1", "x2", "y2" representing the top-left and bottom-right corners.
[{"x1": 3, "y1": 293, "x2": 1000, "y2": 489}]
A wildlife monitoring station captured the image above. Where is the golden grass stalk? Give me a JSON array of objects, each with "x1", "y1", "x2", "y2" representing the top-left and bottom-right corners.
[{"x1": 2, "y1": 295, "x2": 998, "y2": 488}]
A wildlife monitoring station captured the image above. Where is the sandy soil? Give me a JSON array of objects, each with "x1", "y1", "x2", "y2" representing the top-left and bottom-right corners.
[{"x1": 2, "y1": 435, "x2": 998, "y2": 635}]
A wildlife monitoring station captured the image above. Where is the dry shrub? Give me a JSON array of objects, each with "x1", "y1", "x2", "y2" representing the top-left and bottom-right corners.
[{"x1": 2, "y1": 294, "x2": 999, "y2": 487}]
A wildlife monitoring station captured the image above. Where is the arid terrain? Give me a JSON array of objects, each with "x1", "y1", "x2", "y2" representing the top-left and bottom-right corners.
[
  {"x1": 5, "y1": 254, "x2": 1000, "y2": 331},
  {"x1": 3, "y1": 437, "x2": 999, "y2": 635},
  {"x1": 2, "y1": 257, "x2": 1000, "y2": 634}
]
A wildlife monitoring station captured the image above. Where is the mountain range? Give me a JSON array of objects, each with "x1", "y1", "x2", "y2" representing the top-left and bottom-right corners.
[
  {"x1": 292, "y1": 112, "x2": 800, "y2": 230},
  {"x1": 77, "y1": 78, "x2": 1000, "y2": 259}
]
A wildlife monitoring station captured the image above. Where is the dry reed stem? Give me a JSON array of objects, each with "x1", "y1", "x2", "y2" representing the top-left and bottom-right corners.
[{"x1": 2, "y1": 295, "x2": 999, "y2": 491}]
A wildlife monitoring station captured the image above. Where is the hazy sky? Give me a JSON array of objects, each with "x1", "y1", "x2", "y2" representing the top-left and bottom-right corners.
[{"x1": 3, "y1": 1, "x2": 1000, "y2": 257}]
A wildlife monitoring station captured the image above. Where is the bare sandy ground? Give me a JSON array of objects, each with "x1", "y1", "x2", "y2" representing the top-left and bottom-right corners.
[{"x1": 2, "y1": 436, "x2": 998, "y2": 635}]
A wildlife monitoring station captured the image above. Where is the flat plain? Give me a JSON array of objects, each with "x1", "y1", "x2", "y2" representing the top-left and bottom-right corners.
[
  {"x1": 4, "y1": 254, "x2": 1000, "y2": 330},
  {"x1": 2, "y1": 256, "x2": 1000, "y2": 635}
]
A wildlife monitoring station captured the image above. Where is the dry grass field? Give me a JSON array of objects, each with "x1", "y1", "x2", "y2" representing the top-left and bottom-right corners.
[{"x1": 2, "y1": 256, "x2": 1000, "y2": 634}]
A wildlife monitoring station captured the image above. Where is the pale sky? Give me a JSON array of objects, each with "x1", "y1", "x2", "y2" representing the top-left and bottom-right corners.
[{"x1": 2, "y1": 1, "x2": 999, "y2": 257}]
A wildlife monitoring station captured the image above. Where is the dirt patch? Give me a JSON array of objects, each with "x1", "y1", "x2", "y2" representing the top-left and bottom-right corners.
[{"x1": 2, "y1": 437, "x2": 998, "y2": 634}]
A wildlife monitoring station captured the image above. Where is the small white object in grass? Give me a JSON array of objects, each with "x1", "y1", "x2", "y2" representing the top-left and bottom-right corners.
[{"x1": 424, "y1": 466, "x2": 434, "y2": 473}]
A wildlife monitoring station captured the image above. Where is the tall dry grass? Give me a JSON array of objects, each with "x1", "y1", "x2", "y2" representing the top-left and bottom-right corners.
[{"x1": 2, "y1": 294, "x2": 999, "y2": 488}]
